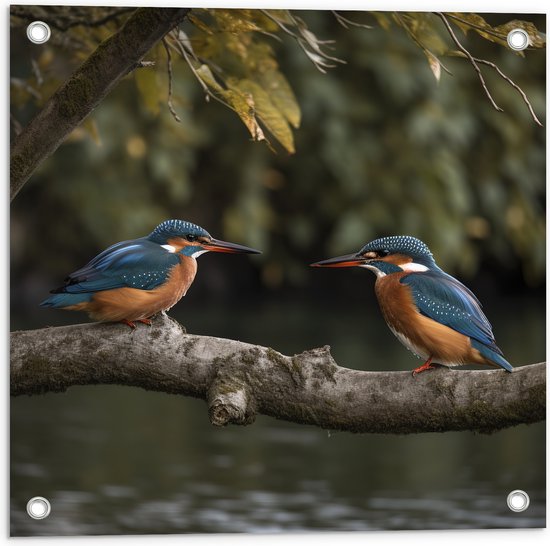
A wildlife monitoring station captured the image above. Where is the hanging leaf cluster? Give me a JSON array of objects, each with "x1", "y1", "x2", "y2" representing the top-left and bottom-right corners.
[
  {"x1": 385, "y1": 12, "x2": 546, "y2": 80},
  {"x1": 163, "y1": 9, "x2": 316, "y2": 154},
  {"x1": 10, "y1": 7, "x2": 546, "y2": 153}
]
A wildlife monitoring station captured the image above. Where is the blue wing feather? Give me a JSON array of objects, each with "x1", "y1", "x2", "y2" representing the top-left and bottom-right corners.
[
  {"x1": 400, "y1": 270, "x2": 503, "y2": 355},
  {"x1": 43, "y1": 238, "x2": 179, "y2": 305}
]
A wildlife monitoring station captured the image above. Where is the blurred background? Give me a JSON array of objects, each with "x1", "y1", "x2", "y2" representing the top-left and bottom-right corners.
[{"x1": 10, "y1": 8, "x2": 545, "y2": 536}]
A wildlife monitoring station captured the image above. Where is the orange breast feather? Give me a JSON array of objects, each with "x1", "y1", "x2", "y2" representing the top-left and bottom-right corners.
[
  {"x1": 374, "y1": 273, "x2": 487, "y2": 366},
  {"x1": 82, "y1": 255, "x2": 197, "y2": 322}
]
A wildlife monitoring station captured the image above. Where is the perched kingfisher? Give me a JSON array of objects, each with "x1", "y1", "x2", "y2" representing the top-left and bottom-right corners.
[
  {"x1": 311, "y1": 235, "x2": 512, "y2": 375},
  {"x1": 41, "y1": 219, "x2": 260, "y2": 328}
]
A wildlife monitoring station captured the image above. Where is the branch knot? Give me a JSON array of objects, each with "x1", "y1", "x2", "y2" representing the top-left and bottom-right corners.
[{"x1": 207, "y1": 354, "x2": 257, "y2": 426}]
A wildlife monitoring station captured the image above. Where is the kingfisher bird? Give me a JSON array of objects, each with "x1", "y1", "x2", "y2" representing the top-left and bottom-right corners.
[
  {"x1": 311, "y1": 235, "x2": 512, "y2": 375},
  {"x1": 41, "y1": 219, "x2": 260, "y2": 328}
]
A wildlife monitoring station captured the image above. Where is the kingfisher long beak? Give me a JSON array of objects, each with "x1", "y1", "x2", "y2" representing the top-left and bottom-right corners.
[
  {"x1": 205, "y1": 238, "x2": 261, "y2": 254},
  {"x1": 310, "y1": 253, "x2": 365, "y2": 268}
]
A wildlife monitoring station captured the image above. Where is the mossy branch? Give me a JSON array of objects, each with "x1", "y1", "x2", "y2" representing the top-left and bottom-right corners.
[
  {"x1": 10, "y1": 314, "x2": 545, "y2": 434},
  {"x1": 10, "y1": 7, "x2": 190, "y2": 201}
]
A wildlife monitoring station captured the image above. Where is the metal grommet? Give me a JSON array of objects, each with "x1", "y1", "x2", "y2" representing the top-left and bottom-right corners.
[
  {"x1": 507, "y1": 29, "x2": 529, "y2": 51},
  {"x1": 26, "y1": 496, "x2": 51, "y2": 519},
  {"x1": 507, "y1": 489, "x2": 530, "y2": 512},
  {"x1": 26, "y1": 21, "x2": 51, "y2": 44}
]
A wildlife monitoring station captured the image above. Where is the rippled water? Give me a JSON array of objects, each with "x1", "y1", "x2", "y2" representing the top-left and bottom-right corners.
[{"x1": 10, "y1": 298, "x2": 546, "y2": 535}]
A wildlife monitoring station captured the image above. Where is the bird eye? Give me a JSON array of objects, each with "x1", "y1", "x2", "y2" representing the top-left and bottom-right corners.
[
  {"x1": 378, "y1": 249, "x2": 390, "y2": 257},
  {"x1": 186, "y1": 234, "x2": 197, "y2": 242}
]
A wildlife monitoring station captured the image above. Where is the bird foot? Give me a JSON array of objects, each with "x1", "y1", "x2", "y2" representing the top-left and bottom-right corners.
[
  {"x1": 120, "y1": 318, "x2": 152, "y2": 329},
  {"x1": 412, "y1": 358, "x2": 435, "y2": 377},
  {"x1": 121, "y1": 319, "x2": 136, "y2": 329}
]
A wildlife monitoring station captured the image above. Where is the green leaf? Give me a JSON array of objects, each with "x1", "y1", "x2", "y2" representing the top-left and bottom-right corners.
[
  {"x1": 195, "y1": 65, "x2": 266, "y2": 143},
  {"x1": 494, "y1": 20, "x2": 546, "y2": 49},
  {"x1": 257, "y1": 69, "x2": 301, "y2": 128},
  {"x1": 187, "y1": 12, "x2": 213, "y2": 35},
  {"x1": 425, "y1": 50, "x2": 441, "y2": 82},
  {"x1": 232, "y1": 79, "x2": 295, "y2": 153},
  {"x1": 194, "y1": 63, "x2": 225, "y2": 94},
  {"x1": 446, "y1": 13, "x2": 546, "y2": 49},
  {"x1": 392, "y1": 12, "x2": 448, "y2": 56},
  {"x1": 209, "y1": 9, "x2": 264, "y2": 33},
  {"x1": 372, "y1": 12, "x2": 392, "y2": 30}
]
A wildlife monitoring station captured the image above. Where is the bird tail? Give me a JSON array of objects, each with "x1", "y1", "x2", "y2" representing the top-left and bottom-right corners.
[
  {"x1": 471, "y1": 340, "x2": 513, "y2": 372},
  {"x1": 40, "y1": 292, "x2": 92, "y2": 309}
]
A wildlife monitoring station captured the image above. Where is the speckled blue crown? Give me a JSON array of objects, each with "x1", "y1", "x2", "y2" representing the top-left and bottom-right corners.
[
  {"x1": 360, "y1": 236, "x2": 436, "y2": 267},
  {"x1": 148, "y1": 219, "x2": 211, "y2": 243}
]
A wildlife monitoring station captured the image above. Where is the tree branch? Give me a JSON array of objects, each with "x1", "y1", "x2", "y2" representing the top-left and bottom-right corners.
[
  {"x1": 437, "y1": 12, "x2": 503, "y2": 113},
  {"x1": 472, "y1": 56, "x2": 544, "y2": 127},
  {"x1": 437, "y1": 12, "x2": 543, "y2": 126},
  {"x1": 11, "y1": 315, "x2": 545, "y2": 434},
  {"x1": 10, "y1": 6, "x2": 135, "y2": 31},
  {"x1": 10, "y1": 7, "x2": 190, "y2": 201}
]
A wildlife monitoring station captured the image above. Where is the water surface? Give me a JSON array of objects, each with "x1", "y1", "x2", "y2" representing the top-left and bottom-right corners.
[{"x1": 11, "y1": 298, "x2": 546, "y2": 535}]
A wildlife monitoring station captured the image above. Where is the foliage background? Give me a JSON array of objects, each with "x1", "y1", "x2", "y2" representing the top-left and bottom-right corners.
[
  {"x1": 10, "y1": 9, "x2": 545, "y2": 316},
  {"x1": 9, "y1": 8, "x2": 546, "y2": 536}
]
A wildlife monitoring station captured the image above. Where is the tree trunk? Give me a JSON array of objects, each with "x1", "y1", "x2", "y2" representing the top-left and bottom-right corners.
[
  {"x1": 10, "y1": 7, "x2": 190, "y2": 200},
  {"x1": 10, "y1": 314, "x2": 545, "y2": 434}
]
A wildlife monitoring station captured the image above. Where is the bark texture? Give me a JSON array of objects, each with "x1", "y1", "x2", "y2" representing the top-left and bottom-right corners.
[
  {"x1": 10, "y1": 7, "x2": 190, "y2": 200},
  {"x1": 10, "y1": 314, "x2": 545, "y2": 434}
]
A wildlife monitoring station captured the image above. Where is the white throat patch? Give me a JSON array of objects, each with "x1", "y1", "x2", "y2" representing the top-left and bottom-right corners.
[
  {"x1": 161, "y1": 244, "x2": 208, "y2": 259},
  {"x1": 359, "y1": 264, "x2": 386, "y2": 278},
  {"x1": 190, "y1": 249, "x2": 208, "y2": 258},
  {"x1": 399, "y1": 262, "x2": 429, "y2": 272}
]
